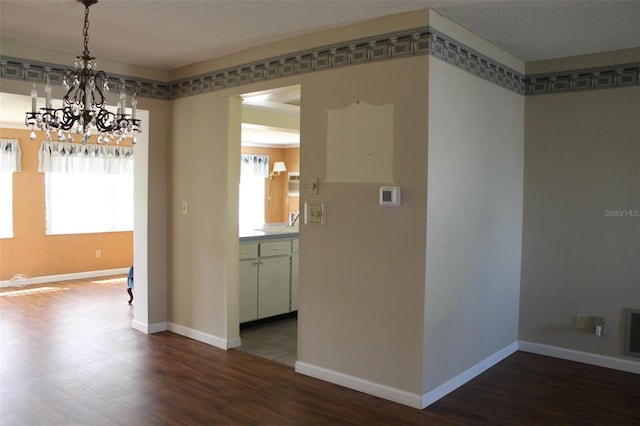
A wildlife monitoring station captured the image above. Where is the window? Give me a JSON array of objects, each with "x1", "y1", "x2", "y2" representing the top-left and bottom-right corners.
[
  {"x1": 0, "y1": 138, "x2": 21, "y2": 239},
  {"x1": 0, "y1": 172, "x2": 13, "y2": 239},
  {"x1": 38, "y1": 141, "x2": 134, "y2": 235},
  {"x1": 239, "y1": 154, "x2": 269, "y2": 230},
  {"x1": 239, "y1": 175, "x2": 266, "y2": 230},
  {"x1": 45, "y1": 172, "x2": 133, "y2": 235}
]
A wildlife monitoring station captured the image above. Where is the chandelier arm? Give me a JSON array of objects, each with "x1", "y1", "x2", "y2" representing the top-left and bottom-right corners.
[
  {"x1": 93, "y1": 70, "x2": 108, "y2": 105},
  {"x1": 95, "y1": 108, "x2": 116, "y2": 133},
  {"x1": 58, "y1": 109, "x2": 78, "y2": 131}
]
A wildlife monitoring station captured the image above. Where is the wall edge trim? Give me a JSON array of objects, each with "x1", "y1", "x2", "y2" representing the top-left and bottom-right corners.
[
  {"x1": 167, "y1": 322, "x2": 235, "y2": 350},
  {"x1": 295, "y1": 361, "x2": 423, "y2": 409},
  {"x1": 131, "y1": 320, "x2": 168, "y2": 335},
  {"x1": 518, "y1": 341, "x2": 640, "y2": 374},
  {"x1": 421, "y1": 341, "x2": 518, "y2": 408}
]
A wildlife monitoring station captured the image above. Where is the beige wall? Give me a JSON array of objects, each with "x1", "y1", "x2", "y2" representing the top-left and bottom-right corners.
[
  {"x1": 298, "y1": 56, "x2": 429, "y2": 394},
  {"x1": 168, "y1": 92, "x2": 234, "y2": 337},
  {"x1": 424, "y1": 57, "x2": 524, "y2": 392},
  {"x1": 169, "y1": 55, "x2": 430, "y2": 393},
  {"x1": 169, "y1": 10, "x2": 429, "y2": 81},
  {"x1": 521, "y1": 82, "x2": 640, "y2": 358},
  {"x1": 138, "y1": 95, "x2": 169, "y2": 327},
  {"x1": 166, "y1": 10, "x2": 433, "y2": 396}
]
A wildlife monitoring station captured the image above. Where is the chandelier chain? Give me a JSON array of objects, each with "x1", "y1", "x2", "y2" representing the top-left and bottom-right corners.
[{"x1": 83, "y1": 5, "x2": 91, "y2": 58}]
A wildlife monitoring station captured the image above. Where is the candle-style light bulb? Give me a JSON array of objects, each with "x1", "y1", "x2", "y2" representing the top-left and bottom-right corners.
[
  {"x1": 119, "y1": 90, "x2": 126, "y2": 116},
  {"x1": 31, "y1": 84, "x2": 38, "y2": 113},
  {"x1": 131, "y1": 94, "x2": 137, "y2": 120},
  {"x1": 45, "y1": 80, "x2": 52, "y2": 110}
]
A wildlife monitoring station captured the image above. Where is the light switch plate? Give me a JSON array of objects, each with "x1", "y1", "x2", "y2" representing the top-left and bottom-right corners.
[{"x1": 304, "y1": 202, "x2": 325, "y2": 225}]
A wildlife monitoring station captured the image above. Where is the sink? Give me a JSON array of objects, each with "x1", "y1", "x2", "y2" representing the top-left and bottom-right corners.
[{"x1": 254, "y1": 225, "x2": 299, "y2": 234}]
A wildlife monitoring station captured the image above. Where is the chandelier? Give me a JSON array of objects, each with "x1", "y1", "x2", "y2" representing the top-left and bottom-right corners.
[{"x1": 25, "y1": 0, "x2": 140, "y2": 144}]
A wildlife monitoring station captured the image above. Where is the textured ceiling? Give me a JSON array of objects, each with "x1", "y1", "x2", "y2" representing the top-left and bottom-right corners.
[{"x1": 0, "y1": 0, "x2": 639, "y2": 71}]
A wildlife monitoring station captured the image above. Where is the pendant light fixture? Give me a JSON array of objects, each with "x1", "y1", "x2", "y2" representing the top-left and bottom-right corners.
[{"x1": 25, "y1": 0, "x2": 140, "y2": 144}]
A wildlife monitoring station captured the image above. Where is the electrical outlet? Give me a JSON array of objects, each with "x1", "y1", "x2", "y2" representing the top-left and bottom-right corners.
[{"x1": 96, "y1": 249, "x2": 101, "y2": 259}]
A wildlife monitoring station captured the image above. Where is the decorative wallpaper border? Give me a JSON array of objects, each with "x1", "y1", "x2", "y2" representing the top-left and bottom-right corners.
[
  {"x1": 0, "y1": 56, "x2": 170, "y2": 100},
  {"x1": 526, "y1": 64, "x2": 640, "y2": 95},
  {"x1": 167, "y1": 27, "x2": 526, "y2": 97},
  {"x1": 1, "y1": 26, "x2": 638, "y2": 101}
]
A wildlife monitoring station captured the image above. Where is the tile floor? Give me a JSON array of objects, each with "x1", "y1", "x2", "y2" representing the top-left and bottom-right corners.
[{"x1": 236, "y1": 317, "x2": 298, "y2": 367}]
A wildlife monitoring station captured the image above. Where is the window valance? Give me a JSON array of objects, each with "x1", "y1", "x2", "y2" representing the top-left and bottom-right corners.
[
  {"x1": 38, "y1": 142, "x2": 134, "y2": 174},
  {"x1": 0, "y1": 139, "x2": 21, "y2": 172},
  {"x1": 240, "y1": 154, "x2": 269, "y2": 181}
]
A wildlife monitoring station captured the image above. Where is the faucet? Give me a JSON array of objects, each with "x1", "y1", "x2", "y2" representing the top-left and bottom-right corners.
[{"x1": 289, "y1": 210, "x2": 300, "y2": 226}]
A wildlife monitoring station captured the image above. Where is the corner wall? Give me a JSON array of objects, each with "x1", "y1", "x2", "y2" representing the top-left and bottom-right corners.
[
  {"x1": 520, "y1": 78, "x2": 639, "y2": 362},
  {"x1": 423, "y1": 56, "x2": 524, "y2": 397},
  {"x1": 296, "y1": 56, "x2": 429, "y2": 403}
]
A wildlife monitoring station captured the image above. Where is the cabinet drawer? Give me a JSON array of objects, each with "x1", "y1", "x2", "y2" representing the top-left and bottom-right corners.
[
  {"x1": 260, "y1": 240, "x2": 291, "y2": 257},
  {"x1": 292, "y1": 238, "x2": 299, "y2": 253},
  {"x1": 239, "y1": 243, "x2": 258, "y2": 260}
]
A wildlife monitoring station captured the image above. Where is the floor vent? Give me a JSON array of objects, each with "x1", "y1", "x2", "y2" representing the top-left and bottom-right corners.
[{"x1": 624, "y1": 308, "x2": 640, "y2": 358}]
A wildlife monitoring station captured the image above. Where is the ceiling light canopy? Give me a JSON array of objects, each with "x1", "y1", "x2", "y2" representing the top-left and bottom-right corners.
[{"x1": 25, "y1": 0, "x2": 140, "y2": 145}]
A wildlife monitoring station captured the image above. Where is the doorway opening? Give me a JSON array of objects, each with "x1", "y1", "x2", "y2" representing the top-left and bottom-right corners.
[
  {"x1": 236, "y1": 84, "x2": 300, "y2": 366},
  {"x1": 0, "y1": 92, "x2": 153, "y2": 332}
]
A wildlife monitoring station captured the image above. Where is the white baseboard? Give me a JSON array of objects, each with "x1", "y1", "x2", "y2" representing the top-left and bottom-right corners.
[
  {"x1": 168, "y1": 322, "x2": 239, "y2": 350},
  {"x1": 131, "y1": 320, "x2": 168, "y2": 334},
  {"x1": 295, "y1": 342, "x2": 518, "y2": 410},
  {"x1": 132, "y1": 320, "x2": 168, "y2": 334},
  {"x1": 0, "y1": 268, "x2": 129, "y2": 288},
  {"x1": 295, "y1": 361, "x2": 423, "y2": 409},
  {"x1": 421, "y1": 341, "x2": 518, "y2": 408},
  {"x1": 518, "y1": 341, "x2": 640, "y2": 374},
  {"x1": 228, "y1": 337, "x2": 242, "y2": 349}
]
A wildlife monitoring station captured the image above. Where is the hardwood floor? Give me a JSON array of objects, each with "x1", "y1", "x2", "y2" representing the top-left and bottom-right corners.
[{"x1": 1, "y1": 277, "x2": 638, "y2": 425}]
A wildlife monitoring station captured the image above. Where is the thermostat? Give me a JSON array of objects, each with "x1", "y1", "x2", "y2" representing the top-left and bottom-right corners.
[{"x1": 379, "y1": 186, "x2": 401, "y2": 206}]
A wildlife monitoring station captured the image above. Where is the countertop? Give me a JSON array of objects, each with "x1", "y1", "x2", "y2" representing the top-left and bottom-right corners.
[{"x1": 240, "y1": 225, "x2": 299, "y2": 242}]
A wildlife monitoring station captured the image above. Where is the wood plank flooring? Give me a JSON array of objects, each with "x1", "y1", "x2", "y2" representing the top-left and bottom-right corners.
[{"x1": 1, "y1": 277, "x2": 638, "y2": 425}]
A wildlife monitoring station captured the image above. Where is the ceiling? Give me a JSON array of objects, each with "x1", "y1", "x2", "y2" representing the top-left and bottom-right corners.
[
  {"x1": 1, "y1": 0, "x2": 638, "y2": 72},
  {"x1": 241, "y1": 85, "x2": 302, "y2": 147}
]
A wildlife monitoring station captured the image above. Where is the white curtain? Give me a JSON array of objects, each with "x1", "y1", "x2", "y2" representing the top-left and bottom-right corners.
[
  {"x1": 38, "y1": 141, "x2": 134, "y2": 174},
  {"x1": 239, "y1": 154, "x2": 268, "y2": 229},
  {"x1": 240, "y1": 154, "x2": 269, "y2": 181},
  {"x1": 0, "y1": 139, "x2": 21, "y2": 172}
]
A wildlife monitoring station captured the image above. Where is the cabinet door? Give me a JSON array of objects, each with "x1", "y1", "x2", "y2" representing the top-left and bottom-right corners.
[
  {"x1": 258, "y1": 255, "x2": 291, "y2": 319},
  {"x1": 239, "y1": 259, "x2": 258, "y2": 323},
  {"x1": 290, "y1": 252, "x2": 299, "y2": 311}
]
